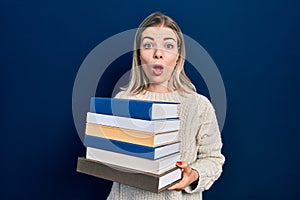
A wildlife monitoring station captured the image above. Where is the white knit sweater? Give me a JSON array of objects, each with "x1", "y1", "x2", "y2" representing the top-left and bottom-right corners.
[{"x1": 106, "y1": 90, "x2": 225, "y2": 200}]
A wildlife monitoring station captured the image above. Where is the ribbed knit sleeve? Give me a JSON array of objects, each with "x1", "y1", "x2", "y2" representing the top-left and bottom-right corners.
[{"x1": 184, "y1": 96, "x2": 225, "y2": 193}]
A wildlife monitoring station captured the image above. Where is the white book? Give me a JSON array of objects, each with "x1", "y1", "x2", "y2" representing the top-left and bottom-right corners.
[
  {"x1": 158, "y1": 167, "x2": 182, "y2": 189},
  {"x1": 86, "y1": 112, "x2": 180, "y2": 133},
  {"x1": 86, "y1": 147, "x2": 181, "y2": 175},
  {"x1": 77, "y1": 157, "x2": 182, "y2": 193}
]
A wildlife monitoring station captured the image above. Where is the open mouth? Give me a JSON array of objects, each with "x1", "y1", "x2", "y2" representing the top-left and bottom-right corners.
[
  {"x1": 152, "y1": 65, "x2": 164, "y2": 76},
  {"x1": 153, "y1": 65, "x2": 164, "y2": 70}
]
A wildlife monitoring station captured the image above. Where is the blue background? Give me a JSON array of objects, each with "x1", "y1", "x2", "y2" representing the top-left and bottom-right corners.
[{"x1": 1, "y1": 0, "x2": 299, "y2": 199}]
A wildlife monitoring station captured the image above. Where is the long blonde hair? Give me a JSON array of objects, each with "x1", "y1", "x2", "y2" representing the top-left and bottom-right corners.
[{"x1": 123, "y1": 12, "x2": 196, "y2": 96}]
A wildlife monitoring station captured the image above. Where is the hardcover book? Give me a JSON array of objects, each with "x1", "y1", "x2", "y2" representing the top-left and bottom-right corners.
[
  {"x1": 84, "y1": 135, "x2": 180, "y2": 160},
  {"x1": 86, "y1": 147, "x2": 180, "y2": 174},
  {"x1": 90, "y1": 97, "x2": 179, "y2": 120},
  {"x1": 85, "y1": 123, "x2": 179, "y2": 147},
  {"x1": 77, "y1": 157, "x2": 182, "y2": 193},
  {"x1": 86, "y1": 112, "x2": 180, "y2": 133}
]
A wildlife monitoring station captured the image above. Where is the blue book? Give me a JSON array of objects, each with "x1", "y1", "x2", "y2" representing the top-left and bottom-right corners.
[
  {"x1": 90, "y1": 97, "x2": 179, "y2": 120},
  {"x1": 84, "y1": 135, "x2": 180, "y2": 160}
]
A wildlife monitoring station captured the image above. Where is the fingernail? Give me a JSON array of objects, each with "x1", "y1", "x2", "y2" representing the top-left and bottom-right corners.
[{"x1": 176, "y1": 161, "x2": 182, "y2": 166}]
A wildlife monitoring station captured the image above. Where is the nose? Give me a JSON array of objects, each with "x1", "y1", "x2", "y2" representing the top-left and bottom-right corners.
[{"x1": 153, "y1": 48, "x2": 163, "y2": 59}]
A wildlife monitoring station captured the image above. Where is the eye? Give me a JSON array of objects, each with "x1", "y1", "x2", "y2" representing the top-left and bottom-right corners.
[
  {"x1": 165, "y1": 43, "x2": 174, "y2": 49},
  {"x1": 143, "y1": 43, "x2": 153, "y2": 49}
]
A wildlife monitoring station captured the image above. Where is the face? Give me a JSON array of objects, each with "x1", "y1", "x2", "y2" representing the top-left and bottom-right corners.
[{"x1": 139, "y1": 26, "x2": 179, "y2": 88}]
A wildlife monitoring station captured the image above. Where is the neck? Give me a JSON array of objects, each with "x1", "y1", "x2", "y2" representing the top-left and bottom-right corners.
[{"x1": 146, "y1": 84, "x2": 172, "y2": 93}]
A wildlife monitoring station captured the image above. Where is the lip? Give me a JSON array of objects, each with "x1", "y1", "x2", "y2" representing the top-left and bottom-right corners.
[{"x1": 152, "y1": 64, "x2": 164, "y2": 76}]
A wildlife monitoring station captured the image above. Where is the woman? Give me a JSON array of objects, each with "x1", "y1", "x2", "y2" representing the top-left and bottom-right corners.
[{"x1": 107, "y1": 12, "x2": 225, "y2": 200}]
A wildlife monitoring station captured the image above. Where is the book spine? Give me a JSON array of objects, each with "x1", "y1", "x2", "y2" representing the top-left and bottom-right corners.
[
  {"x1": 86, "y1": 112, "x2": 180, "y2": 133},
  {"x1": 86, "y1": 147, "x2": 180, "y2": 174},
  {"x1": 90, "y1": 97, "x2": 153, "y2": 120},
  {"x1": 84, "y1": 135, "x2": 156, "y2": 160},
  {"x1": 85, "y1": 123, "x2": 156, "y2": 147},
  {"x1": 77, "y1": 157, "x2": 181, "y2": 193},
  {"x1": 86, "y1": 112, "x2": 156, "y2": 132}
]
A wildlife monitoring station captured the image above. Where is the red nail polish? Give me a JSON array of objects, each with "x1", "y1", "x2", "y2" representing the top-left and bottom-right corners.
[{"x1": 176, "y1": 161, "x2": 182, "y2": 166}]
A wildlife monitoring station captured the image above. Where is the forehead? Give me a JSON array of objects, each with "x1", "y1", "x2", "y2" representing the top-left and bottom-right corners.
[{"x1": 141, "y1": 27, "x2": 177, "y2": 41}]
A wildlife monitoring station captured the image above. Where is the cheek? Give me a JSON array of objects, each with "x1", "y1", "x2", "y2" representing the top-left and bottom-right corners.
[
  {"x1": 139, "y1": 51, "x2": 152, "y2": 65},
  {"x1": 140, "y1": 57, "x2": 145, "y2": 66},
  {"x1": 167, "y1": 54, "x2": 179, "y2": 67},
  {"x1": 141, "y1": 62, "x2": 151, "y2": 75}
]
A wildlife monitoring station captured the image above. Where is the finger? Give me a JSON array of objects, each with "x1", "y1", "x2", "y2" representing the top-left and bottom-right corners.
[
  {"x1": 168, "y1": 170, "x2": 190, "y2": 190},
  {"x1": 167, "y1": 184, "x2": 177, "y2": 190},
  {"x1": 167, "y1": 178, "x2": 189, "y2": 191},
  {"x1": 176, "y1": 161, "x2": 192, "y2": 174}
]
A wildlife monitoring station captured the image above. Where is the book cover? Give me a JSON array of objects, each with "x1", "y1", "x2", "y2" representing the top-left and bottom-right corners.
[
  {"x1": 77, "y1": 157, "x2": 182, "y2": 193},
  {"x1": 85, "y1": 123, "x2": 179, "y2": 147},
  {"x1": 84, "y1": 135, "x2": 180, "y2": 160},
  {"x1": 90, "y1": 97, "x2": 179, "y2": 120},
  {"x1": 86, "y1": 147, "x2": 181, "y2": 174},
  {"x1": 86, "y1": 112, "x2": 180, "y2": 133}
]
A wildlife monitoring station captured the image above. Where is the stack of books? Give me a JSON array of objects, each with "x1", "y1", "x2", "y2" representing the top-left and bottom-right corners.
[{"x1": 77, "y1": 97, "x2": 182, "y2": 193}]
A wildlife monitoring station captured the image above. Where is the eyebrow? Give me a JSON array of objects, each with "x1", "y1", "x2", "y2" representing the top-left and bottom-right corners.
[{"x1": 142, "y1": 36, "x2": 176, "y2": 42}]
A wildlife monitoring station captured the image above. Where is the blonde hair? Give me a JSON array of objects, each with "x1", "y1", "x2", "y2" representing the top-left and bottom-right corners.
[{"x1": 123, "y1": 12, "x2": 196, "y2": 96}]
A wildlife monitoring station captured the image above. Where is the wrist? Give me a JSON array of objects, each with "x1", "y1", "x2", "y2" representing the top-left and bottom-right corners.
[
  {"x1": 189, "y1": 169, "x2": 199, "y2": 190},
  {"x1": 192, "y1": 169, "x2": 199, "y2": 182}
]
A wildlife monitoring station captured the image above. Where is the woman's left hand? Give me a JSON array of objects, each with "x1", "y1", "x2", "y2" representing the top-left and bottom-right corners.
[{"x1": 167, "y1": 161, "x2": 199, "y2": 191}]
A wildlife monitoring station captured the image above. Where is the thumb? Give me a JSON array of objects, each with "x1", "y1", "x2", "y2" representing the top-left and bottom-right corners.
[{"x1": 176, "y1": 161, "x2": 192, "y2": 173}]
